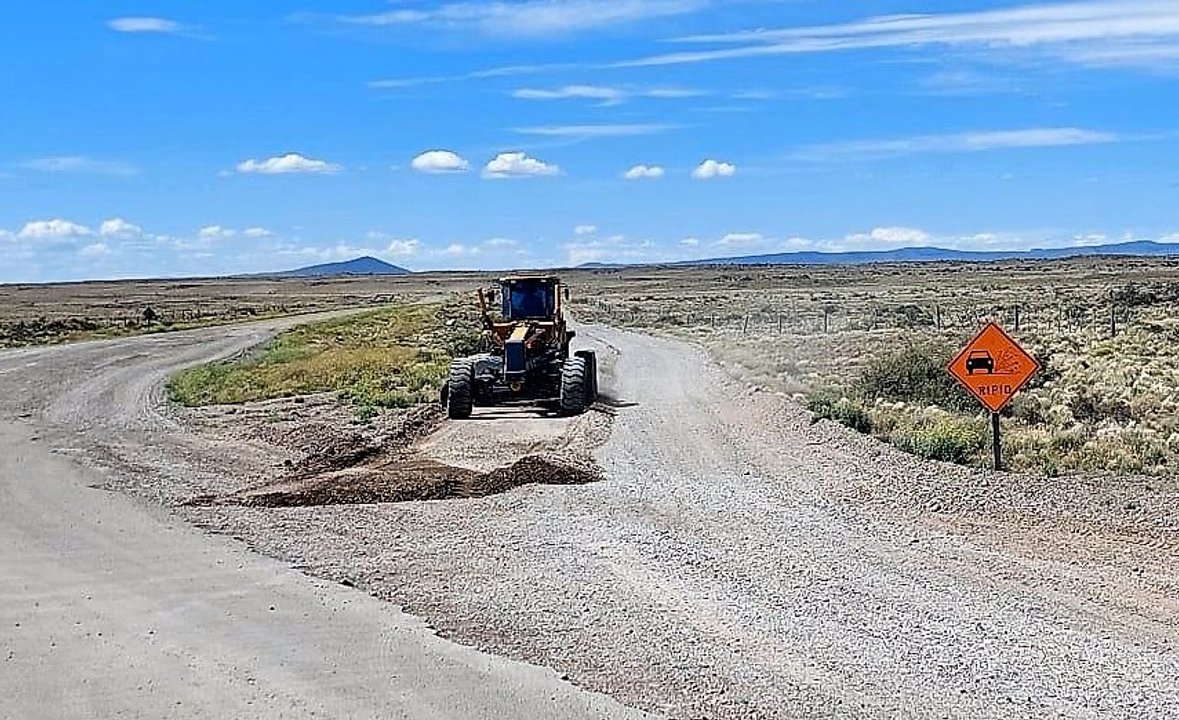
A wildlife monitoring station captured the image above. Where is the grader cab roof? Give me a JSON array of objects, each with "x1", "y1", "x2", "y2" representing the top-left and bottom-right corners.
[{"x1": 499, "y1": 275, "x2": 560, "y2": 284}]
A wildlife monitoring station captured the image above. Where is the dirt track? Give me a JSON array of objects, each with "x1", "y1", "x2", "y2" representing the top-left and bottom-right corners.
[{"x1": 2, "y1": 318, "x2": 1178, "y2": 719}]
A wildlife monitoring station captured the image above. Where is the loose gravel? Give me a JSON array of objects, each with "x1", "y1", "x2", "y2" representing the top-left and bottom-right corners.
[{"x1": 10, "y1": 320, "x2": 1179, "y2": 719}]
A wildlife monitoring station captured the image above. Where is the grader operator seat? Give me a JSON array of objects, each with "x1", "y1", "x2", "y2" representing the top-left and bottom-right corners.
[{"x1": 503, "y1": 278, "x2": 556, "y2": 321}]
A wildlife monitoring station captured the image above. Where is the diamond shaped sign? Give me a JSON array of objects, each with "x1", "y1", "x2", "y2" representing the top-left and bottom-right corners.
[{"x1": 947, "y1": 322, "x2": 1040, "y2": 413}]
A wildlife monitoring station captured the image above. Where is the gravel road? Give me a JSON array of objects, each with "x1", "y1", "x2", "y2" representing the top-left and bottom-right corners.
[
  {"x1": 1, "y1": 318, "x2": 1177, "y2": 719},
  {"x1": 0, "y1": 318, "x2": 650, "y2": 720}
]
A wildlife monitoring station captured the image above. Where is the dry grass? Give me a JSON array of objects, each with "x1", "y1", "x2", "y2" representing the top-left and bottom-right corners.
[
  {"x1": 567, "y1": 258, "x2": 1179, "y2": 476},
  {"x1": 0, "y1": 273, "x2": 493, "y2": 347},
  {"x1": 12, "y1": 259, "x2": 1179, "y2": 476},
  {"x1": 168, "y1": 300, "x2": 481, "y2": 413}
]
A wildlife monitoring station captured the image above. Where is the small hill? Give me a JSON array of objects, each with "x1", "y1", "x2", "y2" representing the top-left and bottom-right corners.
[{"x1": 271, "y1": 256, "x2": 411, "y2": 278}]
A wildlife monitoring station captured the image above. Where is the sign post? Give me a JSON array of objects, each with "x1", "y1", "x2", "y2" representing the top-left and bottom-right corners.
[
  {"x1": 991, "y1": 412, "x2": 1001, "y2": 471},
  {"x1": 947, "y1": 322, "x2": 1040, "y2": 471}
]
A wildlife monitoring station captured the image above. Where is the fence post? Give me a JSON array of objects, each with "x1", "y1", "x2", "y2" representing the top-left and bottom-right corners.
[
  {"x1": 823, "y1": 307, "x2": 830, "y2": 334},
  {"x1": 1014, "y1": 305, "x2": 1021, "y2": 332},
  {"x1": 1109, "y1": 296, "x2": 1117, "y2": 337},
  {"x1": 743, "y1": 315, "x2": 750, "y2": 333},
  {"x1": 936, "y1": 305, "x2": 943, "y2": 331},
  {"x1": 778, "y1": 314, "x2": 783, "y2": 334}
]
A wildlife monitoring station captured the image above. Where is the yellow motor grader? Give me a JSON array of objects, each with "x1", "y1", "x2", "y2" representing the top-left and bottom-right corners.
[{"x1": 443, "y1": 275, "x2": 597, "y2": 419}]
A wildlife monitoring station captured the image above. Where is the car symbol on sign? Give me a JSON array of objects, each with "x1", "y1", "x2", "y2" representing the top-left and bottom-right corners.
[{"x1": 965, "y1": 350, "x2": 994, "y2": 375}]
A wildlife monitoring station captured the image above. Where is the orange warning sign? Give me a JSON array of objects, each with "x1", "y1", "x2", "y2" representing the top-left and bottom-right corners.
[{"x1": 947, "y1": 322, "x2": 1040, "y2": 413}]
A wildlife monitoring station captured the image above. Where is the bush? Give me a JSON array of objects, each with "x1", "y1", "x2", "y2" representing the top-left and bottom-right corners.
[
  {"x1": 808, "y1": 395, "x2": 873, "y2": 434},
  {"x1": 890, "y1": 416, "x2": 986, "y2": 465},
  {"x1": 1068, "y1": 386, "x2": 1133, "y2": 424},
  {"x1": 855, "y1": 342, "x2": 975, "y2": 412}
]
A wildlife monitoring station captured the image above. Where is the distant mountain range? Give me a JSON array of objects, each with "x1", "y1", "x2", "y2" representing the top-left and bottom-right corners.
[
  {"x1": 267, "y1": 256, "x2": 411, "y2": 278},
  {"x1": 254, "y1": 239, "x2": 1179, "y2": 278},
  {"x1": 673, "y1": 240, "x2": 1179, "y2": 267}
]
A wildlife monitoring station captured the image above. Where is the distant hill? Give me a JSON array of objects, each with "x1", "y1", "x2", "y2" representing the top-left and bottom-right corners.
[
  {"x1": 676, "y1": 240, "x2": 1179, "y2": 267},
  {"x1": 269, "y1": 256, "x2": 411, "y2": 278}
]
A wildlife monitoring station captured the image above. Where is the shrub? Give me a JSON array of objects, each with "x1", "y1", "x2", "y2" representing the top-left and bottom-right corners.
[
  {"x1": 807, "y1": 395, "x2": 874, "y2": 434},
  {"x1": 855, "y1": 342, "x2": 975, "y2": 412},
  {"x1": 1068, "y1": 386, "x2": 1132, "y2": 424},
  {"x1": 890, "y1": 416, "x2": 986, "y2": 465}
]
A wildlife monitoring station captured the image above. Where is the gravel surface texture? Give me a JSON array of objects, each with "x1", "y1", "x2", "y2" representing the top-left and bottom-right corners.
[{"x1": 2, "y1": 318, "x2": 1177, "y2": 719}]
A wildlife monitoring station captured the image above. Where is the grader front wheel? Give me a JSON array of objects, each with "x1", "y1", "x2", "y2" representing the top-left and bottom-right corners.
[{"x1": 446, "y1": 360, "x2": 474, "y2": 420}]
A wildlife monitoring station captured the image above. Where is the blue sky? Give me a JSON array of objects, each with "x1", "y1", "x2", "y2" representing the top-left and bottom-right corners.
[{"x1": 2, "y1": 0, "x2": 1178, "y2": 282}]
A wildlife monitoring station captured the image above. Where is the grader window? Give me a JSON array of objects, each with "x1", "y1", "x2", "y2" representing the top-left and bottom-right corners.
[{"x1": 504, "y1": 281, "x2": 555, "y2": 320}]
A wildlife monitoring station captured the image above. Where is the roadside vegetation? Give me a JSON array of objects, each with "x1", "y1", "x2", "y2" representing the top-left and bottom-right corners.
[
  {"x1": 168, "y1": 300, "x2": 481, "y2": 415},
  {"x1": 568, "y1": 259, "x2": 1179, "y2": 476}
]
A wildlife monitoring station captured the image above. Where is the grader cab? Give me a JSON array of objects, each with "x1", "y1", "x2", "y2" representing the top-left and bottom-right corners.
[{"x1": 443, "y1": 275, "x2": 598, "y2": 419}]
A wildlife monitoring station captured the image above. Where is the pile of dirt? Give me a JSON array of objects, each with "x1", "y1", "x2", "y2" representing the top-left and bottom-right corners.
[{"x1": 189, "y1": 452, "x2": 602, "y2": 508}]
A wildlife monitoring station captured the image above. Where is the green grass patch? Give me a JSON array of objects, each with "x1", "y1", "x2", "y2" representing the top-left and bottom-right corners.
[
  {"x1": 168, "y1": 302, "x2": 481, "y2": 410},
  {"x1": 889, "y1": 415, "x2": 988, "y2": 465}
]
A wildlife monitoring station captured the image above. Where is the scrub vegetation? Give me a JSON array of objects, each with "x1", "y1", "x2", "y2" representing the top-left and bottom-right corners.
[
  {"x1": 168, "y1": 300, "x2": 481, "y2": 415},
  {"x1": 567, "y1": 257, "x2": 1179, "y2": 476}
]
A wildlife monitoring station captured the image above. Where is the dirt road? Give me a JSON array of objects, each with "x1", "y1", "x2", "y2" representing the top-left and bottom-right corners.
[
  {"x1": 0, "y1": 320, "x2": 650, "y2": 720},
  {"x1": 1, "y1": 319, "x2": 1177, "y2": 719}
]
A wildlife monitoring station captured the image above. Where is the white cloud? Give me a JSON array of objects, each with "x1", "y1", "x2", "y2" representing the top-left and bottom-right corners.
[
  {"x1": 574, "y1": 225, "x2": 598, "y2": 236},
  {"x1": 680, "y1": 237, "x2": 700, "y2": 247},
  {"x1": 80, "y1": 242, "x2": 112, "y2": 257},
  {"x1": 18, "y1": 219, "x2": 91, "y2": 240},
  {"x1": 482, "y1": 152, "x2": 560, "y2": 179},
  {"x1": 692, "y1": 159, "x2": 737, "y2": 179},
  {"x1": 623, "y1": 1, "x2": 1179, "y2": 71},
  {"x1": 515, "y1": 124, "x2": 674, "y2": 139},
  {"x1": 385, "y1": 239, "x2": 422, "y2": 257},
  {"x1": 512, "y1": 85, "x2": 703, "y2": 104},
  {"x1": 563, "y1": 234, "x2": 676, "y2": 266},
  {"x1": 843, "y1": 227, "x2": 932, "y2": 248},
  {"x1": 484, "y1": 237, "x2": 519, "y2": 248},
  {"x1": 646, "y1": 87, "x2": 705, "y2": 98},
  {"x1": 243, "y1": 227, "x2": 274, "y2": 238},
  {"x1": 108, "y1": 17, "x2": 180, "y2": 34},
  {"x1": 20, "y1": 156, "x2": 138, "y2": 177},
  {"x1": 99, "y1": 218, "x2": 143, "y2": 239},
  {"x1": 411, "y1": 150, "x2": 470, "y2": 174},
  {"x1": 236, "y1": 153, "x2": 340, "y2": 175},
  {"x1": 341, "y1": 0, "x2": 708, "y2": 37},
  {"x1": 369, "y1": 62, "x2": 581, "y2": 90},
  {"x1": 794, "y1": 127, "x2": 1121, "y2": 161},
  {"x1": 513, "y1": 85, "x2": 626, "y2": 103},
  {"x1": 717, "y1": 232, "x2": 765, "y2": 246},
  {"x1": 624, "y1": 164, "x2": 665, "y2": 180},
  {"x1": 198, "y1": 225, "x2": 235, "y2": 239},
  {"x1": 441, "y1": 243, "x2": 471, "y2": 256}
]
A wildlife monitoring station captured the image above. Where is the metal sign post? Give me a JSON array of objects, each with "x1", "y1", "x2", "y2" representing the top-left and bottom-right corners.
[
  {"x1": 991, "y1": 412, "x2": 1001, "y2": 471},
  {"x1": 947, "y1": 322, "x2": 1040, "y2": 471}
]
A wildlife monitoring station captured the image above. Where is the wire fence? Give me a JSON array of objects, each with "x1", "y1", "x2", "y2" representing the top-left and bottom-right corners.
[{"x1": 575, "y1": 296, "x2": 1154, "y2": 340}]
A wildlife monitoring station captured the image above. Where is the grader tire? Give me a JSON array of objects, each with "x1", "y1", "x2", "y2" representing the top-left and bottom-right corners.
[
  {"x1": 575, "y1": 350, "x2": 598, "y2": 404},
  {"x1": 560, "y1": 356, "x2": 590, "y2": 415},
  {"x1": 447, "y1": 360, "x2": 474, "y2": 420}
]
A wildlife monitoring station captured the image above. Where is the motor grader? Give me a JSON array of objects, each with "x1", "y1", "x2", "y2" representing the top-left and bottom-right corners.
[{"x1": 443, "y1": 275, "x2": 598, "y2": 419}]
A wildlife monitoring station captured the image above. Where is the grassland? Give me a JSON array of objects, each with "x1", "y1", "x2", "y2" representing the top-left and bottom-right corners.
[
  {"x1": 0, "y1": 274, "x2": 488, "y2": 347},
  {"x1": 11, "y1": 259, "x2": 1179, "y2": 477},
  {"x1": 168, "y1": 300, "x2": 481, "y2": 414},
  {"x1": 565, "y1": 258, "x2": 1179, "y2": 476}
]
